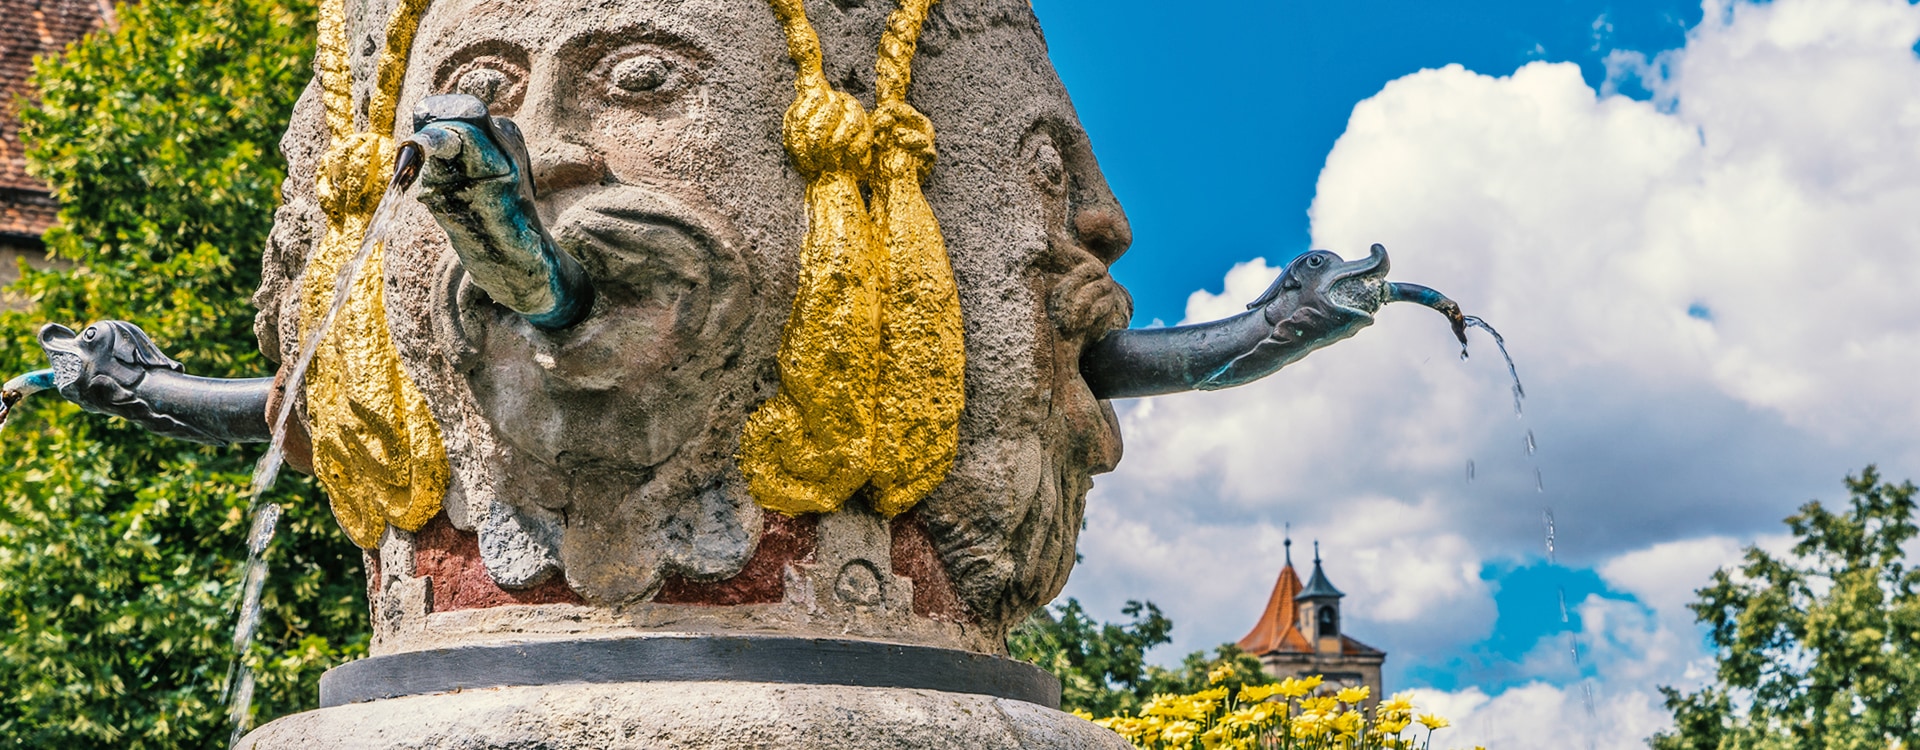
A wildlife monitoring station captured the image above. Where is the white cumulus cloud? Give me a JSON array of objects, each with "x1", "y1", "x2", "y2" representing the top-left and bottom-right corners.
[{"x1": 1065, "y1": 0, "x2": 1920, "y2": 746}]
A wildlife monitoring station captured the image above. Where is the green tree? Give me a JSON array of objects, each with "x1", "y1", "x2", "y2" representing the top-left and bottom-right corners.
[
  {"x1": 0, "y1": 0, "x2": 365, "y2": 746},
  {"x1": 1650, "y1": 467, "x2": 1920, "y2": 750},
  {"x1": 1011, "y1": 598, "x2": 1271, "y2": 717}
]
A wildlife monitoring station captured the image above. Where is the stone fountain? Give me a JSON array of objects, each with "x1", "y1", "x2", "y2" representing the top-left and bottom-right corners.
[{"x1": 1, "y1": 0, "x2": 1468, "y2": 746}]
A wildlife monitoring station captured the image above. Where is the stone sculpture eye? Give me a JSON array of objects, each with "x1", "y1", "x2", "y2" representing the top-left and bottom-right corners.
[
  {"x1": 1306, "y1": 254, "x2": 1326, "y2": 268},
  {"x1": 611, "y1": 55, "x2": 673, "y2": 93},
  {"x1": 437, "y1": 52, "x2": 529, "y2": 114},
  {"x1": 592, "y1": 45, "x2": 696, "y2": 104},
  {"x1": 456, "y1": 67, "x2": 511, "y2": 106}
]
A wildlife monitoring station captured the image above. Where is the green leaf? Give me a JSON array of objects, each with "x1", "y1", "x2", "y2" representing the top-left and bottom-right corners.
[{"x1": 2, "y1": 0, "x2": 366, "y2": 746}]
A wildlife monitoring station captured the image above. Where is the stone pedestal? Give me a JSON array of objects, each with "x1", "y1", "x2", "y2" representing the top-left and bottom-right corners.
[
  {"x1": 242, "y1": 675, "x2": 1125, "y2": 749},
  {"x1": 241, "y1": 633, "x2": 1126, "y2": 748}
]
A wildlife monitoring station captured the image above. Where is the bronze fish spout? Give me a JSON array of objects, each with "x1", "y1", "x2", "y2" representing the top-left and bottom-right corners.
[{"x1": 1081, "y1": 243, "x2": 1470, "y2": 399}]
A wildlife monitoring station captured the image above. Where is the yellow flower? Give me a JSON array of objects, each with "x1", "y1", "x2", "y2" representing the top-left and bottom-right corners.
[
  {"x1": 1070, "y1": 709, "x2": 1093, "y2": 721},
  {"x1": 1277, "y1": 674, "x2": 1323, "y2": 698},
  {"x1": 1373, "y1": 715, "x2": 1411, "y2": 735},
  {"x1": 1336, "y1": 685, "x2": 1371, "y2": 705},
  {"x1": 1208, "y1": 664, "x2": 1234, "y2": 685},
  {"x1": 1142, "y1": 695, "x2": 1182, "y2": 717},
  {"x1": 1162, "y1": 720, "x2": 1200, "y2": 745},
  {"x1": 1301, "y1": 696, "x2": 1339, "y2": 713},
  {"x1": 1290, "y1": 711, "x2": 1328, "y2": 739},
  {"x1": 1194, "y1": 686, "x2": 1231, "y2": 702},
  {"x1": 1417, "y1": 712, "x2": 1452, "y2": 731},
  {"x1": 1333, "y1": 709, "x2": 1364, "y2": 735},
  {"x1": 1377, "y1": 691, "x2": 1415, "y2": 718},
  {"x1": 1238, "y1": 682, "x2": 1282, "y2": 703}
]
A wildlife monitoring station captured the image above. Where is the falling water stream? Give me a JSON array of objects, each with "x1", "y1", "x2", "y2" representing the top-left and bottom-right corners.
[
  {"x1": 1461, "y1": 315, "x2": 1597, "y2": 739},
  {"x1": 222, "y1": 145, "x2": 422, "y2": 747}
]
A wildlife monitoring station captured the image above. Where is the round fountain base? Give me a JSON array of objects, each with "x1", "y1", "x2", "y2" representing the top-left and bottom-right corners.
[{"x1": 239, "y1": 680, "x2": 1128, "y2": 749}]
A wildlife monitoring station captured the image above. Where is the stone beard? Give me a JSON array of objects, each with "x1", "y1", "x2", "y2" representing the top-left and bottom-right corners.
[{"x1": 253, "y1": 0, "x2": 1135, "y2": 650}]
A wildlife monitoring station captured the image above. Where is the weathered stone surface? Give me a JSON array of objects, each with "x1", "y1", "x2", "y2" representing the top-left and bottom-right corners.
[
  {"x1": 256, "y1": 0, "x2": 1133, "y2": 654},
  {"x1": 240, "y1": 682, "x2": 1131, "y2": 749}
]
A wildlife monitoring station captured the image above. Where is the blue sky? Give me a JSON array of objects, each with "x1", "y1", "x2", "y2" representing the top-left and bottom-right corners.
[
  {"x1": 1032, "y1": 1, "x2": 1920, "y2": 745},
  {"x1": 1032, "y1": 0, "x2": 1702, "y2": 324}
]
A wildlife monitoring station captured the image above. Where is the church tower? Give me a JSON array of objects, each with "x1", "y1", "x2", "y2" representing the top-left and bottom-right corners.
[{"x1": 1236, "y1": 536, "x2": 1385, "y2": 704}]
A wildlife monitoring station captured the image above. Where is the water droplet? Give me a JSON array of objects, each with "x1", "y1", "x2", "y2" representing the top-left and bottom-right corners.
[
  {"x1": 1525, "y1": 430, "x2": 1537, "y2": 456},
  {"x1": 246, "y1": 504, "x2": 283, "y2": 556},
  {"x1": 1536, "y1": 468, "x2": 1545, "y2": 493},
  {"x1": 1542, "y1": 508, "x2": 1557, "y2": 564},
  {"x1": 250, "y1": 448, "x2": 284, "y2": 497},
  {"x1": 1557, "y1": 587, "x2": 1569, "y2": 624},
  {"x1": 1466, "y1": 460, "x2": 1476, "y2": 482}
]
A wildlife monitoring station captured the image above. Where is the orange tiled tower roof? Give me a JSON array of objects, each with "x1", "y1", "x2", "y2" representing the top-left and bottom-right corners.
[
  {"x1": 1236, "y1": 539, "x2": 1312, "y2": 654},
  {"x1": 1238, "y1": 538, "x2": 1386, "y2": 657}
]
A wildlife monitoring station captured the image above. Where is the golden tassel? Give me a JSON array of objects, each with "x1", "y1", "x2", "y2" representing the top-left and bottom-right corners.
[
  {"x1": 304, "y1": 0, "x2": 448, "y2": 548},
  {"x1": 742, "y1": 0, "x2": 963, "y2": 518}
]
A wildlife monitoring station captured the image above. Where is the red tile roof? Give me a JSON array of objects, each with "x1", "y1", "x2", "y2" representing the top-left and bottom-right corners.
[
  {"x1": 1, "y1": 0, "x2": 109, "y2": 238},
  {"x1": 1, "y1": 188, "x2": 57, "y2": 238},
  {"x1": 1237, "y1": 562, "x2": 1313, "y2": 655},
  {"x1": 1237, "y1": 559, "x2": 1387, "y2": 658}
]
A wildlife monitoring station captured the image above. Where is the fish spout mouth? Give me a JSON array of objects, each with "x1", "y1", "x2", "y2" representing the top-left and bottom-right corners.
[
  {"x1": 1324, "y1": 243, "x2": 1393, "y2": 317},
  {"x1": 38, "y1": 323, "x2": 77, "y2": 351},
  {"x1": 1386, "y1": 282, "x2": 1468, "y2": 345},
  {"x1": 37, "y1": 323, "x2": 83, "y2": 390}
]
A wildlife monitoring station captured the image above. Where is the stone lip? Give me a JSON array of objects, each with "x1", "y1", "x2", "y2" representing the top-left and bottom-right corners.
[
  {"x1": 243, "y1": 681, "x2": 1128, "y2": 750},
  {"x1": 320, "y1": 633, "x2": 1061, "y2": 709}
]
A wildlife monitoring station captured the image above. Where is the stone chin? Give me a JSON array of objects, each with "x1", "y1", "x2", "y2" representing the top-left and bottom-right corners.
[{"x1": 454, "y1": 184, "x2": 753, "y2": 472}]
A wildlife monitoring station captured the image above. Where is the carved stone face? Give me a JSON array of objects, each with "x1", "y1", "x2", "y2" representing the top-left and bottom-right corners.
[
  {"x1": 261, "y1": 0, "x2": 1136, "y2": 638},
  {"x1": 408, "y1": 0, "x2": 781, "y2": 472}
]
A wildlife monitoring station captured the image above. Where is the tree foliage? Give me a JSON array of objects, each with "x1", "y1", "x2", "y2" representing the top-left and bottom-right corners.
[
  {"x1": 1651, "y1": 467, "x2": 1920, "y2": 750},
  {"x1": 0, "y1": 0, "x2": 365, "y2": 746},
  {"x1": 1011, "y1": 598, "x2": 1271, "y2": 717}
]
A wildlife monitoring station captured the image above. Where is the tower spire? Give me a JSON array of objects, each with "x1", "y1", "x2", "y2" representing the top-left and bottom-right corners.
[
  {"x1": 1284, "y1": 523, "x2": 1292, "y2": 566},
  {"x1": 1296, "y1": 540, "x2": 1345, "y2": 601}
]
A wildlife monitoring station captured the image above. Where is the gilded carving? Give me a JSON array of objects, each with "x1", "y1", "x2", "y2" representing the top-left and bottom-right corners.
[
  {"x1": 741, "y1": 0, "x2": 965, "y2": 518},
  {"x1": 305, "y1": 0, "x2": 449, "y2": 548}
]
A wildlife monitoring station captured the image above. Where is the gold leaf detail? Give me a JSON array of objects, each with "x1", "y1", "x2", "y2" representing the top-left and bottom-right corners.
[
  {"x1": 303, "y1": 0, "x2": 448, "y2": 548},
  {"x1": 741, "y1": 0, "x2": 963, "y2": 518}
]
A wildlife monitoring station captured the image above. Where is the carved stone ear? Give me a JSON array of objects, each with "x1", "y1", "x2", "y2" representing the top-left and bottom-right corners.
[
  {"x1": 104, "y1": 321, "x2": 184, "y2": 372},
  {"x1": 1019, "y1": 124, "x2": 1068, "y2": 197}
]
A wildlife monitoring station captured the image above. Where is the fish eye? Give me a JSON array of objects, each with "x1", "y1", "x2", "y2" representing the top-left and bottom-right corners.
[
  {"x1": 1306, "y1": 254, "x2": 1326, "y2": 269},
  {"x1": 83, "y1": 328, "x2": 98, "y2": 341}
]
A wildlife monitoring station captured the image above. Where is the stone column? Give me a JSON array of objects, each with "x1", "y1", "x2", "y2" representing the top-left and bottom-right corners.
[{"x1": 241, "y1": 0, "x2": 1136, "y2": 746}]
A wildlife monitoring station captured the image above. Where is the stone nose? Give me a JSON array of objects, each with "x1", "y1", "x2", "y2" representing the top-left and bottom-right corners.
[
  {"x1": 1073, "y1": 204, "x2": 1132, "y2": 265},
  {"x1": 530, "y1": 139, "x2": 606, "y2": 196}
]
